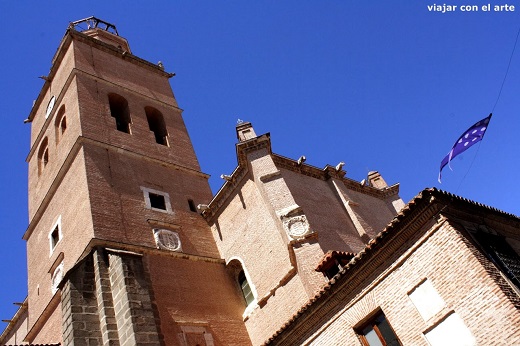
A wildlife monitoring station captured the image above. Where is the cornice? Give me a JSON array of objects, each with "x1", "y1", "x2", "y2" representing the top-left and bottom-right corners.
[
  {"x1": 23, "y1": 136, "x2": 209, "y2": 240},
  {"x1": 203, "y1": 142, "x2": 400, "y2": 222},
  {"x1": 271, "y1": 154, "x2": 400, "y2": 199}
]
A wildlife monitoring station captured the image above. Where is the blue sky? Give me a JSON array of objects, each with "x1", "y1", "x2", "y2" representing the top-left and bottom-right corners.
[{"x1": 0, "y1": 1, "x2": 519, "y2": 323}]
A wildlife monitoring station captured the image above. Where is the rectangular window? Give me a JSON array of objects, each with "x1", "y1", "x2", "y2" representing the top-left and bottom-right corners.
[
  {"x1": 356, "y1": 311, "x2": 401, "y2": 346},
  {"x1": 149, "y1": 193, "x2": 166, "y2": 210},
  {"x1": 48, "y1": 216, "x2": 62, "y2": 254},
  {"x1": 188, "y1": 199, "x2": 197, "y2": 212},
  {"x1": 141, "y1": 186, "x2": 173, "y2": 214},
  {"x1": 50, "y1": 226, "x2": 60, "y2": 249}
]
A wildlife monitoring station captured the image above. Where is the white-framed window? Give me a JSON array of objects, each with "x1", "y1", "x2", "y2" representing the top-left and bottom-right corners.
[
  {"x1": 51, "y1": 261, "x2": 64, "y2": 295},
  {"x1": 153, "y1": 228, "x2": 182, "y2": 252},
  {"x1": 141, "y1": 186, "x2": 173, "y2": 214},
  {"x1": 48, "y1": 216, "x2": 62, "y2": 255},
  {"x1": 226, "y1": 257, "x2": 259, "y2": 319}
]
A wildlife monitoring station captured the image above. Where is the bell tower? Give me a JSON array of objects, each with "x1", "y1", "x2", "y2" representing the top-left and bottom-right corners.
[{"x1": 20, "y1": 17, "x2": 249, "y2": 345}]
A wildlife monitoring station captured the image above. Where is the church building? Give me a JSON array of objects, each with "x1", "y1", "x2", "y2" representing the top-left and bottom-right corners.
[{"x1": 1, "y1": 17, "x2": 519, "y2": 346}]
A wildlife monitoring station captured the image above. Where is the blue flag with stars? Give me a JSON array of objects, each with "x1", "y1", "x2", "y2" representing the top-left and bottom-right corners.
[{"x1": 439, "y1": 113, "x2": 492, "y2": 183}]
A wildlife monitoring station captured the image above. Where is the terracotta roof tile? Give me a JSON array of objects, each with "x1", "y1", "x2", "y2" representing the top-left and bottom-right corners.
[{"x1": 315, "y1": 251, "x2": 355, "y2": 272}]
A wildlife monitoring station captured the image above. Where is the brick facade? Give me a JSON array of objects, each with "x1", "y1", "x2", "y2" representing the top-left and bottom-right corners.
[
  {"x1": 2, "y1": 18, "x2": 520, "y2": 346},
  {"x1": 265, "y1": 190, "x2": 520, "y2": 345}
]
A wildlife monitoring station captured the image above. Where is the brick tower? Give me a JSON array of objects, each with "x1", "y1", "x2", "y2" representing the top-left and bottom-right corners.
[{"x1": 20, "y1": 17, "x2": 250, "y2": 345}]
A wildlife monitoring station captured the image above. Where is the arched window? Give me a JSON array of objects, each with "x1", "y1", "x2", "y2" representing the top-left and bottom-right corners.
[
  {"x1": 145, "y1": 106, "x2": 168, "y2": 146},
  {"x1": 37, "y1": 137, "x2": 49, "y2": 176},
  {"x1": 227, "y1": 258, "x2": 257, "y2": 309},
  {"x1": 54, "y1": 105, "x2": 67, "y2": 143},
  {"x1": 108, "y1": 93, "x2": 131, "y2": 133},
  {"x1": 238, "y1": 270, "x2": 254, "y2": 306}
]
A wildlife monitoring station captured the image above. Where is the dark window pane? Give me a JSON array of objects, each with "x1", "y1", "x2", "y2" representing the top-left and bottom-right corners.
[
  {"x1": 109, "y1": 93, "x2": 131, "y2": 133},
  {"x1": 149, "y1": 193, "x2": 166, "y2": 210},
  {"x1": 145, "y1": 106, "x2": 168, "y2": 146},
  {"x1": 51, "y1": 226, "x2": 60, "y2": 249},
  {"x1": 188, "y1": 199, "x2": 197, "y2": 212},
  {"x1": 358, "y1": 312, "x2": 401, "y2": 346},
  {"x1": 377, "y1": 316, "x2": 400, "y2": 346},
  {"x1": 239, "y1": 271, "x2": 254, "y2": 306}
]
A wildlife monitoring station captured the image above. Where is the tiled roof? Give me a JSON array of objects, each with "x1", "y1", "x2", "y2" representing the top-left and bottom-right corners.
[
  {"x1": 264, "y1": 188, "x2": 520, "y2": 344},
  {"x1": 315, "y1": 251, "x2": 355, "y2": 272}
]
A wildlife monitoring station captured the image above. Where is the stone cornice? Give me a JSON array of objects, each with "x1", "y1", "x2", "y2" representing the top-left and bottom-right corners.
[
  {"x1": 23, "y1": 136, "x2": 209, "y2": 240},
  {"x1": 271, "y1": 154, "x2": 400, "y2": 199}
]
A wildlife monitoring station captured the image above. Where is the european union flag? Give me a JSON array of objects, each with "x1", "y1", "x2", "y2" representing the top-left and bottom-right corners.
[{"x1": 439, "y1": 114, "x2": 492, "y2": 183}]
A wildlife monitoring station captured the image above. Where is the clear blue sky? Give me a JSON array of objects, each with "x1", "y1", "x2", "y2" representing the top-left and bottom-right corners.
[{"x1": 0, "y1": 1, "x2": 519, "y2": 322}]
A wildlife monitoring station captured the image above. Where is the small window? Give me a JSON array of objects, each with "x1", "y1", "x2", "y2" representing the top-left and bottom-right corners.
[
  {"x1": 145, "y1": 106, "x2": 168, "y2": 145},
  {"x1": 48, "y1": 216, "x2": 62, "y2": 254},
  {"x1": 108, "y1": 93, "x2": 131, "y2": 133},
  {"x1": 45, "y1": 95, "x2": 56, "y2": 119},
  {"x1": 37, "y1": 137, "x2": 49, "y2": 176},
  {"x1": 356, "y1": 311, "x2": 401, "y2": 346},
  {"x1": 50, "y1": 226, "x2": 60, "y2": 249},
  {"x1": 141, "y1": 186, "x2": 173, "y2": 214},
  {"x1": 238, "y1": 270, "x2": 254, "y2": 306},
  {"x1": 153, "y1": 229, "x2": 182, "y2": 252},
  {"x1": 188, "y1": 199, "x2": 197, "y2": 212},
  {"x1": 60, "y1": 116, "x2": 67, "y2": 133},
  {"x1": 150, "y1": 193, "x2": 166, "y2": 210},
  {"x1": 55, "y1": 105, "x2": 67, "y2": 143}
]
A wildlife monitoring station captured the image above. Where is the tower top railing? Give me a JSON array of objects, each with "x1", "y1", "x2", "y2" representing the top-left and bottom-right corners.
[{"x1": 69, "y1": 17, "x2": 119, "y2": 36}]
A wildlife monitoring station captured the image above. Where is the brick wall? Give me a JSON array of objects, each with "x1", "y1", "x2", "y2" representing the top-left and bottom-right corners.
[
  {"x1": 146, "y1": 254, "x2": 252, "y2": 346},
  {"x1": 278, "y1": 218, "x2": 520, "y2": 345},
  {"x1": 26, "y1": 150, "x2": 94, "y2": 333}
]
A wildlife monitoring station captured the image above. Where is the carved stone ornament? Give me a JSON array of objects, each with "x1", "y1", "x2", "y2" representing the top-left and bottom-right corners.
[
  {"x1": 51, "y1": 262, "x2": 64, "y2": 294},
  {"x1": 153, "y1": 228, "x2": 182, "y2": 252},
  {"x1": 283, "y1": 215, "x2": 311, "y2": 239}
]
